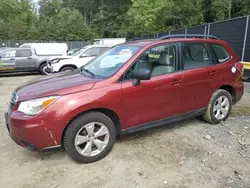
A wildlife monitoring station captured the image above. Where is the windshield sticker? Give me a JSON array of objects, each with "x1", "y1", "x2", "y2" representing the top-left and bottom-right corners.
[{"x1": 119, "y1": 49, "x2": 133, "y2": 55}]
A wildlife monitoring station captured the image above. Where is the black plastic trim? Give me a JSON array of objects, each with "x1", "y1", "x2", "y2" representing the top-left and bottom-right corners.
[{"x1": 120, "y1": 108, "x2": 207, "y2": 134}]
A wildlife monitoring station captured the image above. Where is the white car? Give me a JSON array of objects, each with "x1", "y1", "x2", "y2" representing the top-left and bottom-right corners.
[{"x1": 49, "y1": 45, "x2": 112, "y2": 72}]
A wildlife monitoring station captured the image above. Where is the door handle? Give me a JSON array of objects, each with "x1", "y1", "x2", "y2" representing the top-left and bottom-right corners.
[
  {"x1": 9, "y1": 58, "x2": 15, "y2": 60},
  {"x1": 27, "y1": 57, "x2": 33, "y2": 59},
  {"x1": 210, "y1": 70, "x2": 218, "y2": 76},
  {"x1": 170, "y1": 79, "x2": 182, "y2": 86}
]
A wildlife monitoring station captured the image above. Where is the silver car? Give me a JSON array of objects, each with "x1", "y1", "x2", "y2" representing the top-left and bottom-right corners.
[{"x1": 0, "y1": 48, "x2": 52, "y2": 74}]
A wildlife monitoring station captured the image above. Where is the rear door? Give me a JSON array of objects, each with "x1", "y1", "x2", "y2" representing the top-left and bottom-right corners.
[
  {"x1": 0, "y1": 49, "x2": 17, "y2": 72},
  {"x1": 180, "y1": 42, "x2": 218, "y2": 113},
  {"x1": 15, "y1": 49, "x2": 35, "y2": 70}
]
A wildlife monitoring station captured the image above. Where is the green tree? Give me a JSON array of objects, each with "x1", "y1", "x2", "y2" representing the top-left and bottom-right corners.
[
  {"x1": 0, "y1": 0, "x2": 37, "y2": 40},
  {"x1": 39, "y1": 0, "x2": 61, "y2": 17},
  {"x1": 92, "y1": 0, "x2": 131, "y2": 37}
]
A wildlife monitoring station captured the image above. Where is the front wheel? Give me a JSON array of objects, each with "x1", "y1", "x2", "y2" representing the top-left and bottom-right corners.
[
  {"x1": 61, "y1": 66, "x2": 75, "y2": 72},
  {"x1": 203, "y1": 89, "x2": 232, "y2": 124},
  {"x1": 63, "y1": 112, "x2": 116, "y2": 163}
]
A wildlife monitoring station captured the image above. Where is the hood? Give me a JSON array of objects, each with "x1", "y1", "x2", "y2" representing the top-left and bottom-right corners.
[{"x1": 16, "y1": 71, "x2": 99, "y2": 101}]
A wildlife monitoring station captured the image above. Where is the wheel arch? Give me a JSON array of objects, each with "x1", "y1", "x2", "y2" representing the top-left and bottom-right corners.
[
  {"x1": 218, "y1": 85, "x2": 236, "y2": 103},
  {"x1": 38, "y1": 61, "x2": 47, "y2": 69},
  {"x1": 59, "y1": 64, "x2": 78, "y2": 72},
  {"x1": 61, "y1": 108, "x2": 122, "y2": 147}
]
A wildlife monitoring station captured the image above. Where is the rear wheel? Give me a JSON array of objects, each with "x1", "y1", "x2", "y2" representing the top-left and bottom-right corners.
[
  {"x1": 203, "y1": 89, "x2": 232, "y2": 124},
  {"x1": 61, "y1": 66, "x2": 75, "y2": 72},
  {"x1": 40, "y1": 63, "x2": 52, "y2": 75},
  {"x1": 63, "y1": 112, "x2": 116, "y2": 163}
]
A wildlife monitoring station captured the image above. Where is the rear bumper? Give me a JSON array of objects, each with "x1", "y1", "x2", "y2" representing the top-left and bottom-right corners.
[{"x1": 234, "y1": 83, "x2": 244, "y2": 104}]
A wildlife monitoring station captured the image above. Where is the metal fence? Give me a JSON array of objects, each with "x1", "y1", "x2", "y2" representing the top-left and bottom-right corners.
[
  {"x1": 131, "y1": 16, "x2": 250, "y2": 62},
  {"x1": 0, "y1": 40, "x2": 91, "y2": 50}
]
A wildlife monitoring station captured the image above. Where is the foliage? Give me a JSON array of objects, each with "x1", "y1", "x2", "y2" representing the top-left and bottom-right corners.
[{"x1": 0, "y1": 0, "x2": 250, "y2": 40}]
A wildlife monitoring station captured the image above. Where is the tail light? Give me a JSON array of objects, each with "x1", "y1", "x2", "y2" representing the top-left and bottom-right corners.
[
  {"x1": 235, "y1": 62, "x2": 243, "y2": 71},
  {"x1": 66, "y1": 50, "x2": 68, "y2": 55}
]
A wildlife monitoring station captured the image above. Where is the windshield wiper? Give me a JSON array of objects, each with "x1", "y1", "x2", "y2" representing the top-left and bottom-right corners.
[{"x1": 80, "y1": 68, "x2": 95, "y2": 77}]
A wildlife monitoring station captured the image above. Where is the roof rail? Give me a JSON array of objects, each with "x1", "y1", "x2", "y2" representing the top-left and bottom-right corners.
[{"x1": 159, "y1": 34, "x2": 219, "y2": 40}]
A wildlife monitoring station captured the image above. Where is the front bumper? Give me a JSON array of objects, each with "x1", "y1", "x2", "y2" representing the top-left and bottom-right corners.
[
  {"x1": 5, "y1": 111, "x2": 62, "y2": 151},
  {"x1": 46, "y1": 61, "x2": 54, "y2": 73}
]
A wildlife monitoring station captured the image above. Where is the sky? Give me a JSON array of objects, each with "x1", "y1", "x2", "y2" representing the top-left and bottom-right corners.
[{"x1": 32, "y1": 0, "x2": 40, "y2": 11}]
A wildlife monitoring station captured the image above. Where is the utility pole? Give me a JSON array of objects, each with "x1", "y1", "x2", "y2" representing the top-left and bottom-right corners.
[
  {"x1": 229, "y1": 0, "x2": 232, "y2": 19},
  {"x1": 101, "y1": 0, "x2": 104, "y2": 36}
]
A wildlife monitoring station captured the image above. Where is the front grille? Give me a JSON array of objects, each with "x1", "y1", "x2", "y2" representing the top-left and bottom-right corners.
[{"x1": 8, "y1": 91, "x2": 18, "y2": 114}]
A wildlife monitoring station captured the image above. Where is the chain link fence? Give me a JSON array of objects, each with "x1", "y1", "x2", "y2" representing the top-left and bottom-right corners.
[{"x1": 0, "y1": 40, "x2": 91, "y2": 50}]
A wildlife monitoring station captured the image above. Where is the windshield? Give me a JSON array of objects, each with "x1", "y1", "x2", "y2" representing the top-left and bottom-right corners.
[
  {"x1": 70, "y1": 47, "x2": 88, "y2": 56},
  {"x1": 81, "y1": 45, "x2": 141, "y2": 78}
]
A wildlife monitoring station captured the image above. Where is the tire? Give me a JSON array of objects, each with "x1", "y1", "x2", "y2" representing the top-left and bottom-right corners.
[
  {"x1": 61, "y1": 66, "x2": 75, "y2": 72},
  {"x1": 40, "y1": 63, "x2": 52, "y2": 75},
  {"x1": 63, "y1": 112, "x2": 116, "y2": 163},
  {"x1": 203, "y1": 89, "x2": 232, "y2": 124}
]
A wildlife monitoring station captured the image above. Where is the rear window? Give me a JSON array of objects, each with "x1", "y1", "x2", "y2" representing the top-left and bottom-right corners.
[
  {"x1": 20, "y1": 45, "x2": 31, "y2": 48},
  {"x1": 211, "y1": 44, "x2": 231, "y2": 63}
]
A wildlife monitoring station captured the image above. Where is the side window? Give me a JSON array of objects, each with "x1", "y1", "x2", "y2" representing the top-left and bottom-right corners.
[
  {"x1": 182, "y1": 43, "x2": 211, "y2": 70},
  {"x1": 83, "y1": 48, "x2": 100, "y2": 57},
  {"x1": 100, "y1": 47, "x2": 109, "y2": 53},
  {"x1": 124, "y1": 44, "x2": 177, "y2": 80},
  {"x1": 211, "y1": 44, "x2": 231, "y2": 63},
  {"x1": 0, "y1": 49, "x2": 16, "y2": 58},
  {"x1": 16, "y1": 49, "x2": 32, "y2": 57}
]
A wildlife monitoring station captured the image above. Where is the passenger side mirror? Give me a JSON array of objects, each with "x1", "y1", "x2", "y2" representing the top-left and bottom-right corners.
[{"x1": 132, "y1": 68, "x2": 152, "y2": 86}]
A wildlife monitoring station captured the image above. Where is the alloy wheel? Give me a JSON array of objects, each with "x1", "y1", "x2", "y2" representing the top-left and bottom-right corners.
[
  {"x1": 74, "y1": 122, "x2": 110, "y2": 157},
  {"x1": 213, "y1": 96, "x2": 230, "y2": 120}
]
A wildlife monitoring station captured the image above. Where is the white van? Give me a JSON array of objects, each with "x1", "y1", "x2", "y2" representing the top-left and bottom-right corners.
[{"x1": 19, "y1": 43, "x2": 68, "y2": 56}]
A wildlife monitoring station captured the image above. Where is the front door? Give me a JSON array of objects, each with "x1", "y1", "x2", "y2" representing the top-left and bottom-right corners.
[
  {"x1": 180, "y1": 42, "x2": 218, "y2": 113},
  {"x1": 0, "y1": 49, "x2": 17, "y2": 72},
  {"x1": 15, "y1": 49, "x2": 35, "y2": 70},
  {"x1": 121, "y1": 43, "x2": 183, "y2": 129}
]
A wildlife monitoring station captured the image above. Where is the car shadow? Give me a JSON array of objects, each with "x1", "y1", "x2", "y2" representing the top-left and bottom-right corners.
[
  {"x1": 25, "y1": 117, "x2": 207, "y2": 162},
  {"x1": 243, "y1": 78, "x2": 250, "y2": 82},
  {"x1": 117, "y1": 117, "x2": 206, "y2": 143},
  {"x1": 0, "y1": 72, "x2": 40, "y2": 77}
]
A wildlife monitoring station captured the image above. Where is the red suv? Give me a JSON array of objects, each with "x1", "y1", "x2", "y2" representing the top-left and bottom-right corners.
[{"x1": 5, "y1": 35, "x2": 244, "y2": 163}]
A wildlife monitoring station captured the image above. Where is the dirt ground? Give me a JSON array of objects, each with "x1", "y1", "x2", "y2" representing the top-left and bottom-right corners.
[{"x1": 0, "y1": 74, "x2": 250, "y2": 188}]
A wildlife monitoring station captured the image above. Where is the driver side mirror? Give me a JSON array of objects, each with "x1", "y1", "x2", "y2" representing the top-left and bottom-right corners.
[{"x1": 132, "y1": 68, "x2": 152, "y2": 86}]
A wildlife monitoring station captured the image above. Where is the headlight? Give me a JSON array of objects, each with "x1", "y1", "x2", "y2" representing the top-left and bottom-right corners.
[
  {"x1": 18, "y1": 96, "x2": 59, "y2": 116},
  {"x1": 51, "y1": 59, "x2": 61, "y2": 64}
]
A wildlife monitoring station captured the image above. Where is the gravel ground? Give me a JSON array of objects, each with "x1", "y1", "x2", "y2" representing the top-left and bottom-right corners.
[{"x1": 0, "y1": 74, "x2": 250, "y2": 188}]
